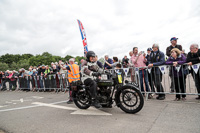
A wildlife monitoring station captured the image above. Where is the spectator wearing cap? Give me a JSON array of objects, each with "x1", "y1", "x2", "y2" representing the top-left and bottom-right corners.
[
  {"x1": 166, "y1": 37, "x2": 182, "y2": 57},
  {"x1": 148, "y1": 43, "x2": 166, "y2": 100},
  {"x1": 166, "y1": 37, "x2": 183, "y2": 93},
  {"x1": 146, "y1": 48, "x2": 152, "y2": 65},
  {"x1": 132, "y1": 47, "x2": 150, "y2": 97},
  {"x1": 187, "y1": 44, "x2": 200, "y2": 100},
  {"x1": 104, "y1": 55, "x2": 113, "y2": 69},
  {"x1": 145, "y1": 48, "x2": 155, "y2": 93},
  {"x1": 165, "y1": 48, "x2": 187, "y2": 101}
]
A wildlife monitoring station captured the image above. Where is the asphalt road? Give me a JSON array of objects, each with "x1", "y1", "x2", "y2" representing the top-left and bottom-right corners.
[{"x1": 0, "y1": 91, "x2": 200, "y2": 133}]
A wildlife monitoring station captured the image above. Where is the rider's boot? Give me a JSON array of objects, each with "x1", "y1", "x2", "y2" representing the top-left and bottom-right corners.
[{"x1": 91, "y1": 99, "x2": 102, "y2": 108}]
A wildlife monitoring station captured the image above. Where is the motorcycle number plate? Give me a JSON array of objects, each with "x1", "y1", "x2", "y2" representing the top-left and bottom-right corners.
[{"x1": 101, "y1": 74, "x2": 108, "y2": 80}]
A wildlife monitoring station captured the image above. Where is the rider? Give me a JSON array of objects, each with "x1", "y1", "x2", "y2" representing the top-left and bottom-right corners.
[{"x1": 81, "y1": 51, "x2": 103, "y2": 108}]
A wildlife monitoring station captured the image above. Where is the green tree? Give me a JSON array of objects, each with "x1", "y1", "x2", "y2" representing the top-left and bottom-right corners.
[
  {"x1": 64, "y1": 55, "x2": 74, "y2": 62},
  {"x1": 21, "y1": 54, "x2": 33, "y2": 60},
  {"x1": 0, "y1": 62, "x2": 9, "y2": 71},
  {"x1": 75, "y1": 56, "x2": 85, "y2": 64},
  {"x1": 98, "y1": 57, "x2": 105, "y2": 65},
  {"x1": 10, "y1": 62, "x2": 19, "y2": 71},
  {"x1": 0, "y1": 54, "x2": 16, "y2": 66},
  {"x1": 18, "y1": 59, "x2": 30, "y2": 70}
]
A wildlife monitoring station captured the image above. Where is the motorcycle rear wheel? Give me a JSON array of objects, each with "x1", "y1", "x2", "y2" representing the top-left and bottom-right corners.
[{"x1": 73, "y1": 89, "x2": 91, "y2": 109}]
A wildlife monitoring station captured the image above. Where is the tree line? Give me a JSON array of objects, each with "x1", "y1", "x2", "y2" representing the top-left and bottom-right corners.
[{"x1": 0, "y1": 52, "x2": 85, "y2": 71}]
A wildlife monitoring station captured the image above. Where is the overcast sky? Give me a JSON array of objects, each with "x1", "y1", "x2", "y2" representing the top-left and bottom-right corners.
[{"x1": 0, "y1": 0, "x2": 200, "y2": 59}]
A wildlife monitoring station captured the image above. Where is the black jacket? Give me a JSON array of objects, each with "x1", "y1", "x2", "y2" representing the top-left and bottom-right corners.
[
  {"x1": 37, "y1": 68, "x2": 45, "y2": 75},
  {"x1": 166, "y1": 44, "x2": 182, "y2": 57},
  {"x1": 186, "y1": 49, "x2": 200, "y2": 64},
  {"x1": 97, "y1": 61, "x2": 103, "y2": 68}
]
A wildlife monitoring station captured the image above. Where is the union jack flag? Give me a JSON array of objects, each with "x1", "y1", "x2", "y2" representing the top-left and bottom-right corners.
[{"x1": 77, "y1": 19, "x2": 88, "y2": 57}]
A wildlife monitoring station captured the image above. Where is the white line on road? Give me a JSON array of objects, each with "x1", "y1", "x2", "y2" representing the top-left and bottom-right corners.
[
  {"x1": 0, "y1": 101, "x2": 112, "y2": 116},
  {"x1": 32, "y1": 96, "x2": 44, "y2": 99},
  {"x1": 0, "y1": 105, "x2": 8, "y2": 108},
  {"x1": 32, "y1": 102, "x2": 77, "y2": 110},
  {"x1": 0, "y1": 101, "x2": 67, "y2": 112},
  {"x1": 0, "y1": 104, "x2": 41, "y2": 112},
  {"x1": 33, "y1": 102, "x2": 112, "y2": 116},
  {"x1": 71, "y1": 107, "x2": 112, "y2": 116}
]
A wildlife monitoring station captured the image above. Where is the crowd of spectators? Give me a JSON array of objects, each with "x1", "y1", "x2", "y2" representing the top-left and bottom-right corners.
[
  {"x1": 0, "y1": 37, "x2": 200, "y2": 101},
  {"x1": 0, "y1": 60, "x2": 78, "y2": 92},
  {"x1": 102, "y1": 37, "x2": 200, "y2": 101}
]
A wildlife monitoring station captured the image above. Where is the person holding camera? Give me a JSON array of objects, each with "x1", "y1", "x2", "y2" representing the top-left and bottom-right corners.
[
  {"x1": 131, "y1": 47, "x2": 150, "y2": 97},
  {"x1": 81, "y1": 51, "x2": 104, "y2": 108}
]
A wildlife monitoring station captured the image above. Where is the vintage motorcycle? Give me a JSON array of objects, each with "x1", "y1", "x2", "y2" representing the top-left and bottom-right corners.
[{"x1": 71, "y1": 70, "x2": 144, "y2": 114}]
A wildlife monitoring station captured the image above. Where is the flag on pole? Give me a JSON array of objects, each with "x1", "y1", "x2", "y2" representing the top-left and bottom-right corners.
[{"x1": 77, "y1": 19, "x2": 88, "y2": 57}]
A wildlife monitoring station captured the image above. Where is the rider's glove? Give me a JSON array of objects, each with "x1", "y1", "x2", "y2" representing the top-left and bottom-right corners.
[{"x1": 92, "y1": 72, "x2": 100, "y2": 77}]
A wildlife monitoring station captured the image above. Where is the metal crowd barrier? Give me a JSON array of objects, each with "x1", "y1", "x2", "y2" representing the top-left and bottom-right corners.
[
  {"x1": 133, "y1": 64, "x2": 200, "y2": 97},
  {"x1": 106, "y1": 63, "x2": 200, "y2": 99},
  {"x1": 0, "y1": 73, "x2": 69, "y2": 93}
]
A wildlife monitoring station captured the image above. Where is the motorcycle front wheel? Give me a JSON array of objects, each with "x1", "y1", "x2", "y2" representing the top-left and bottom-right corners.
[{"x1": 116, "y1": 86, "x2": 144, "y2": 114}]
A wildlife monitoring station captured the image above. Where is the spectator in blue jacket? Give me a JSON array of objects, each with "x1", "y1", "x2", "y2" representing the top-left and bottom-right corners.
[
  {"x1": 148, "y1": 43, "x2": 165, "y2": 100},
  {"x1": 95, "y1": 55, "x2": 103, "y2": 68},
  {"x1": 104, "y1": 55, "x2": 113, "y2": 69}
]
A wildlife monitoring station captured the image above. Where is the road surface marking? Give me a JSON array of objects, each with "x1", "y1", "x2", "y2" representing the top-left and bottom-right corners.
[
  {"x1": 33, "y1": 102, "x2": 112, "y2": 116},
  {"x1": 32, "y1": 96, "x2": 44, "y2": 99},
  {"x1": 11, "y1": 98, "x2": 32, "y2": 103},
  {"x1": 32, "y1": 102, "x2": 77, "y2": 111},
  {"x1": 0, "y1": 101, "x2": 67, "y2": 112},
  {"x1": 71, "y1": 107, "x2": 112, "y2": 116},
  {"x1": 0, "y1": 105, "x2": 41, "y2": 112},
  {"x1": 0, "y1": 101, "x2": 112, "y2": 116},
  {"x1": 0, "y1": 105, "x2": 8, "y2": 108}
]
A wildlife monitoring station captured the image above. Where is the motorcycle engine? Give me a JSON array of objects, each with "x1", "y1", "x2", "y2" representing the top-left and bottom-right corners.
[{"x1": 97, "y1": 86, "x2": 111, "y2": 103}]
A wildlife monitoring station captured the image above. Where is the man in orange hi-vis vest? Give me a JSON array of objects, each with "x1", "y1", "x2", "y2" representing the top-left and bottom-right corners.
[{"x1": 63, "y1": 58, "x2": 80, "y2": 104}]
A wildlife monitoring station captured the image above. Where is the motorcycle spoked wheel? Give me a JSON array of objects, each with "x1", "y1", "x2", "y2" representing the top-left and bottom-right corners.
[
  {"x1": 73, "y1": 89, "x2": 91, "y2": 109},
  {"x1": 118, "y1": 86, "x2": 144, "y2": 114}
]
